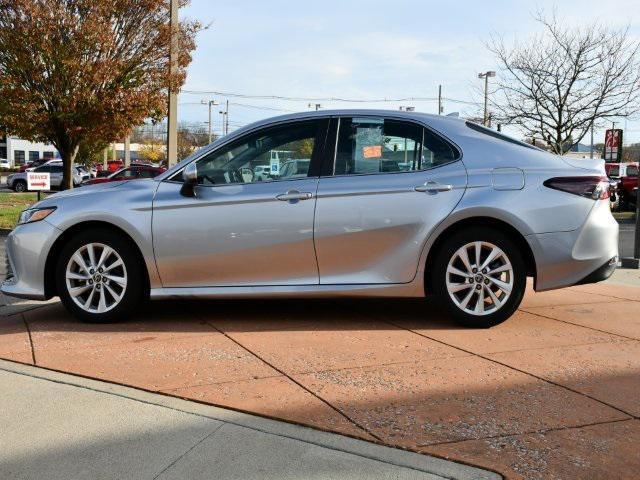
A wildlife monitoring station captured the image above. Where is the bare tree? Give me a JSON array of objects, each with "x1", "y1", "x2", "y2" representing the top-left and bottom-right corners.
[{"x1": 488, "y1": 13, "x2": 640, "y2": 154}]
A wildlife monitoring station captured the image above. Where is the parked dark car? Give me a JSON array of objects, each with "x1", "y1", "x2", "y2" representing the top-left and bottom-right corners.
[{"x1": 82, "y1": 165, "x2": 166, "y2": 185}]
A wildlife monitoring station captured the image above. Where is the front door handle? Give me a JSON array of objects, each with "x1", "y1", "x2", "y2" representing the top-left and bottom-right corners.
[
  {"x1": 276, "y1": 190, "x2": 313, "y2": 202},
  {"x1": 415, "y1": 181, "x2": 453, "y2": 193}
]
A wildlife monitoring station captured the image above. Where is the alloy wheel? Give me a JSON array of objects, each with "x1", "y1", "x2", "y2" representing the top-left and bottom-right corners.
[
  {"x1": 65, "y1": 243, "x2": 128, "y2": 313},
  {"x1": 445, "y1": 241, "x2": 514, "y2": 316}
]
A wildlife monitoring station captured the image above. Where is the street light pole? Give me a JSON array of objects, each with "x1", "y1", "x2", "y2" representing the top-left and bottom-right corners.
[{"x1": 478, "y1": 71, "x2": 496, "y2": 126}]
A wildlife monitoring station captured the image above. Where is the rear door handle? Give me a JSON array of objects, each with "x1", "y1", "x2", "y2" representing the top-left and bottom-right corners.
[
  {"x1": 415, "y1": 181, "x2": 453, "y2": 193},
  {"x1": 276, "y1": 190, "x2": 313, "y2": 202}
]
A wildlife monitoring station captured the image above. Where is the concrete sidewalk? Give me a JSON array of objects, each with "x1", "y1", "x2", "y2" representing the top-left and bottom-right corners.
[{"x1": 0, "y1": 359, "x2": 499, "y2": 480}]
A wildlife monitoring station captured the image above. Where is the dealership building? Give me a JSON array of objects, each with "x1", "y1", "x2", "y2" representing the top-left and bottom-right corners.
[{"x1": 0, "y1": 133, "x2": 59, "y2": 166}]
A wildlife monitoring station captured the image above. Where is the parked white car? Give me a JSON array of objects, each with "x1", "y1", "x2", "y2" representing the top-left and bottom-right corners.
[
  {"x1": 6, "y1": 164, "x2": 83, "y2": 192},
  {"x1": 254, "y1": 165, "x2": 271, "y2": 181},
  {"x1": 0, "y1": 158, "x2": 11, "y2": 169}
]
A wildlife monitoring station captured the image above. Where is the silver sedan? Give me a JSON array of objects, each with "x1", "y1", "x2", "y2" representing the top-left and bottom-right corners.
[{"x1": 1, "y1": 110, "x2": 618, "y2": 327}]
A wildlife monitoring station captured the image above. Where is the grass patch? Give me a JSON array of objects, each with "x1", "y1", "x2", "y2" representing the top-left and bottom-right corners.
[{"x1": 0, "y1": 192, "x2": 38, "y2": 230}]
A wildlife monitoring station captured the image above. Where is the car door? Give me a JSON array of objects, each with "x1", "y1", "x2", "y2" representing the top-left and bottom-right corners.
[
  {"x1": 153, "y1": 118, "x2": 329, "y2": 287},
  {"x1": 46, "y1": 165, "x2": 63, "y2": 187},
  {"x1": 314, "y1": 116, "x2": 467, "y2": 284}
]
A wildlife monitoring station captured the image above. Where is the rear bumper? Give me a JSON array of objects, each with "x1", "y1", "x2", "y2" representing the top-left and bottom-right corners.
[
  {"x1": 527, "y1": 200, "x2": 619, "y2": 291},
  {"x1": 575, "y1": 257, "x2": 618, "y2": 285}
]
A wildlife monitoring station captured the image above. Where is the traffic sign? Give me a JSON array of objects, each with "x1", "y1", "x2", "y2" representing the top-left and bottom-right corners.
[{"x1": 27, "y1": 171, "x2": 50, "y2": 191}]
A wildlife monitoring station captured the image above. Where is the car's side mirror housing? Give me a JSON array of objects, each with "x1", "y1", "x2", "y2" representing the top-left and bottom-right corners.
[{"x1": 180, "y1": 162, "x2": 198, "y2": 197}]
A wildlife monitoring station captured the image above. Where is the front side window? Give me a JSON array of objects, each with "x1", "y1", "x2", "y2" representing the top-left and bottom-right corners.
[
  {"x1": 113, "y1": 168, "x2": 137, "y2": 179},
  {"x1": 138, "y1": 168, "x2": 158, "y2": 178},
  {"x1": 193, "y1": 121, "x2": 319, "y2": 186},
  {"x1": 626, "y1": 165, "x2": 638, "y2": 177}
]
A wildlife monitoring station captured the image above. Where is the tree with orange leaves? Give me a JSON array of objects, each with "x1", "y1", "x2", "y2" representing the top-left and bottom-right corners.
[{"x1": 0, "y1": 0, "x2": 200, "y2": 189}]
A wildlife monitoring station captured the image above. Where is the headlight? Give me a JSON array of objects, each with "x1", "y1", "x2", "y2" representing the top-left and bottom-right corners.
[{"x1": 17, "y1": 207, "x2": 56, "y2": 225}]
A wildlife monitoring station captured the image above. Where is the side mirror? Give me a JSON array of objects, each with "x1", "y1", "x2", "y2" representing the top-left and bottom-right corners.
[{"x1": 180, "y1": 162, "x2": 198, "y2": 197}]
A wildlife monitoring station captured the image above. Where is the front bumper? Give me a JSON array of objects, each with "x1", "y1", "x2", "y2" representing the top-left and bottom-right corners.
[
  {"x1": 527, "y1": 200, "x2": 619, "y2": 291},
  {"x1": 1, "y1": 220, "x2": 62, "y2": 300}
]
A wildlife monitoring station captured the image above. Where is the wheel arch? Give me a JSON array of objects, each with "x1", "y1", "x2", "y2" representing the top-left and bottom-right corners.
[
  {"x1": 44, "y1": 220, "x2": 150, "y2": 299},
  {"x1": 423, "y1": 216, "x2": 537, "y2": 294}
]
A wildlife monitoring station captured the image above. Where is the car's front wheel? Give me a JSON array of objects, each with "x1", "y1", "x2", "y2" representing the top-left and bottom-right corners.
[
  {"x1": 432, "y1": 228, "x2": 526, "y2": 328},
  {"x1": 56, "y1": 228, "x2": 144, "y2": 323}
]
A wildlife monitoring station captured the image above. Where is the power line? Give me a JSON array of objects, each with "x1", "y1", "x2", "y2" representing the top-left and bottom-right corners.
[{"x1": 181, "y1": 89, "x2": 442, "y2": 104}]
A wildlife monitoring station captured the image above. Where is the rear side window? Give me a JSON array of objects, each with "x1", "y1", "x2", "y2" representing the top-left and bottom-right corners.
[
  {"x1": 335, "y1": 118, "x2": 421, "y2": 175},
  {"x1": 334, "y1": 117, "x2": 458, "y2": 175},
  {"x1": 627, "y1": 165, "x2": 638, "y2": 177},
  {"x1": 466, "y1": 121, "x2": 539, "y2": 150}
]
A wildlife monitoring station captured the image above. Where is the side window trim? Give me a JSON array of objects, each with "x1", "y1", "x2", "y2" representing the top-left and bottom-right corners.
[{"x1": 327, "y1": 116, "x2": 460, "y2": 178}]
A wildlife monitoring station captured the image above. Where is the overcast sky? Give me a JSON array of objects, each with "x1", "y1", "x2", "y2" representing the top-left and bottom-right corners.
[{"x1": 179, "y1": 0, "x2": 640, "y2": 144}]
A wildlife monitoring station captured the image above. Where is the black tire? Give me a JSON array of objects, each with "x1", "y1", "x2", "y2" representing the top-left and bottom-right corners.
[
  {"x1": 56, "y1": 228, "x2": 144, "y2": 323},
  {"x1": 13, "y1": 180, "x2": 27, "y2": 193},
  {"x1": 431, "y1": 227, "x2": 526, "y2": 328}
]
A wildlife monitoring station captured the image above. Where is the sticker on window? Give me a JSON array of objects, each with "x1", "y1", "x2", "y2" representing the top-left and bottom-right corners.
[{"x1": 362, "y1": 145, "x2": 382, "y2": 158}]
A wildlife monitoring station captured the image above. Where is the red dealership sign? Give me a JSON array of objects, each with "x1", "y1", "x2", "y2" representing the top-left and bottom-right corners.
[{"x1": 604, "y1": 129, "x2": 623, "y2": 162}]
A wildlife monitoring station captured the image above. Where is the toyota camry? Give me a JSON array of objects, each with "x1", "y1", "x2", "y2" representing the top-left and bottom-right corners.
[{"x1": 1, "y1": 110, "x2": 618, "y2": 327}]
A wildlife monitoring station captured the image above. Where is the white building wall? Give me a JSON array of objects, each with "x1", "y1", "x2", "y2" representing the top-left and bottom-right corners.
[{"x1": 4, "y1": 137, "x2": 59, "y2": 167}]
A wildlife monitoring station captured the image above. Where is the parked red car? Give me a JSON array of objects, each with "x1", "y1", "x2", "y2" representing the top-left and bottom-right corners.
[
  {"x1": 95, "y1": 160, "x2": 125, "y2": 174},
  {"x1": 19, "y1": 159, "x2": 48, "y2": 172},
  {"x1": 82, "y1": 165, "x2": 166, "y2": 185},
  {"x1": 617, "y1": 163, "x2": 639, "y2": 209}
]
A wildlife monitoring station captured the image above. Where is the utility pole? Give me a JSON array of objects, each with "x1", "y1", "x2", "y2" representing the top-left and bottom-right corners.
[
  {"x1": 219, "y1": 101, "x2": 229, "y2": 135},
  {"x1": 308, "y1": 103, "x2": 322, "y2": 111},
  {"x1": 590, "y1": 123, "x2": 594, "y2": 159},
  {"x1": 166, "y1": 0, "x2": 179, "y2": 166},
  {"x1": 201, "y1": 99, "x2": 219, "y2": 143},
  {"x1": 478, "y1": 71, "x2": 496, "y2": 126},
  {"x1": 438, "y1": 85, "x2": 442, "y2": 115}
]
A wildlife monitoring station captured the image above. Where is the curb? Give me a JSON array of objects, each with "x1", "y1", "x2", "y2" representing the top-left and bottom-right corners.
[{"x1": 0, "y1": 358, "x2": 501, "y2": 480}]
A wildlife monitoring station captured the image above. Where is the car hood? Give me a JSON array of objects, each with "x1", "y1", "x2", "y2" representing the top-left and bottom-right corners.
[{"x1": 34, "y1": 179, "x2": 159, "y2": 208}]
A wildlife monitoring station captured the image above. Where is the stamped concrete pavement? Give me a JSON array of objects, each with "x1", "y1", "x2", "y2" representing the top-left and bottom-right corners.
[{"x1": 1, "y1": 228, "x2": 640, "y2": 479}]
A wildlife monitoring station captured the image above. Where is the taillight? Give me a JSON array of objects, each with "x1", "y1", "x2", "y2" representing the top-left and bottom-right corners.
[{"x1": 543, "y1": 176, "x2": 610, "y2": 200}]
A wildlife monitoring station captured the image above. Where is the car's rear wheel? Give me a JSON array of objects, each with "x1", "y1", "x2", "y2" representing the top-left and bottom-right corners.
[
  {"x1": 432, "y1": 228, "x2": 526, "y2": 328},
  {"x1": 13, "y1": 180, "x2": 27, "y2": 192},
  {"x1": 56, "y1": 229, "x2": 144, "y2": 323}
]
